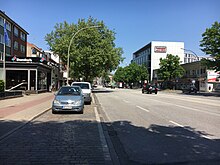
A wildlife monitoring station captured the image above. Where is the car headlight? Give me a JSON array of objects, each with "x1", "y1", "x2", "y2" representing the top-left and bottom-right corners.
[
  {"x1": 74, "y1": 100, "x2": 82, "y2": 106},
  {"x1": 53, "y1": 99, "x2": 60, "y2": 105}
]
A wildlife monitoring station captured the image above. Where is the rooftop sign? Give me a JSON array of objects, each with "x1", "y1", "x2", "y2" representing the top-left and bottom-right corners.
[{"x1": 154, "y1": 46, "x2": 167, "y2": 53}]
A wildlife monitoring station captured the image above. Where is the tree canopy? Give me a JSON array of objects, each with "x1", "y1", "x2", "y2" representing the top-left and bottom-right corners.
[
  {"x1": 158, "y1": 54, "x2": 185, "y2": 81},
  {"x1": 113, "y1": 63, "x2": 149, "y2": 84},
  {"x1": 200, "y1": 21, "x2": 220, "y2": 71},
  {"x1": 45, "y1": 17, "x2": 123, "y2": 82}
]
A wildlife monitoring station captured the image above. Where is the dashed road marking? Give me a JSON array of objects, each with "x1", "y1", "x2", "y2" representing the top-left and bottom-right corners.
[
  {"x1": 123, "y1": 100, "x2": 129, "y2": 103},
  {"x1": 136, "y1": 106, "x2": 149, "y2": 112},
  {"x1": 169, "y1": 120, "x2": 184, "y2": 127}
]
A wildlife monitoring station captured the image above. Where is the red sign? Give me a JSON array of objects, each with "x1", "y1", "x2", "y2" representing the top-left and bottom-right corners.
[{"x1": 154, "y1": 46, "x2": 167, "y2": 53}]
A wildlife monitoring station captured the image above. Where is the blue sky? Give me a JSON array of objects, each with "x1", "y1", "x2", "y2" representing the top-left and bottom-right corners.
[{"x1": 1, "y1": 0, "x2": 220, "y2": 66}]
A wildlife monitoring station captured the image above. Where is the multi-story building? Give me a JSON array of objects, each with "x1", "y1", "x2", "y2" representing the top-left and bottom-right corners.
[
  {"x1": 132, "y1": 41, "x2": 184, "y2": 81},
  {"x1": 0, "y1": 10, "x2": 28, "y2": 60},
  {"x1": 26, "y1": 42, "x2": 43, "y2": 58},
  {"x1": 0, "y1": 11, "x2": 53, "y2": 93}
]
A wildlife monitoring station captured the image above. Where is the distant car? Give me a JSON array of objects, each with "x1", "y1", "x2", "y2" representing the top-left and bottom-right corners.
[
  {"x1": 142, "y1": 84, "x2": 158, "y2": 94},
  {"x1": 52, "y1": 86, "x2": 84, "y2": 114},
  {"x1": 71, "y1": 82, "x2": 92, "y2": 104}
]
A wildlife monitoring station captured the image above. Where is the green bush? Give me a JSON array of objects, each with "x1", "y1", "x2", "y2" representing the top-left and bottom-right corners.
[{"x1": 0, "y1": 80, "x2": 4, "y2": 92}]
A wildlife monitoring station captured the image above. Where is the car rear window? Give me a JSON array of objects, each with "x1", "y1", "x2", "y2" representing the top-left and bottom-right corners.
[
  {"x1": 57, "y1": 87, "x2": 81, "y2": 95},
  {"x1": 72, "y1": 83, "x2": 89, "y2": 89}
]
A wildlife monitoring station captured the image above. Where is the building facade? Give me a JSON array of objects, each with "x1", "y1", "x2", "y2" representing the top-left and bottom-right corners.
[
  {"x1": 132, "y1": 41, "x2": 184, "y2": 81},
  {"x1": 0, "y1": 10, "x2": 28, "y2": 60},
  {"x1": 0, "y1": 11, "x2": 56, "y2": 93}
]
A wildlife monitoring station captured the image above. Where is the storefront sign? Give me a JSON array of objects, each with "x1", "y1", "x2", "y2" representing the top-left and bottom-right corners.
[
  {"x1": 154, "y1": 46, "x2": 167, "y2": 53},
  {"x1": 207, "y1": 70, "x2": 220, "y2": 82},
  {"x1": 16, "y1": 58, "x2": 32, "y2": 62}
]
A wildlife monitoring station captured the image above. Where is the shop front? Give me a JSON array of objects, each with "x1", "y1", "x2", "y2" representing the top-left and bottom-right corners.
[{"x1": 0, "y1": 57, "x2": 52, "y2": 93}]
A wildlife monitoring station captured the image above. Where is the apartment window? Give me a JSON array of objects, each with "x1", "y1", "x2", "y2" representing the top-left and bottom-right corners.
[
  {"x1": 14, "y1": 27, "x2": 19, "y2": 37},
  {"x1": 0, "y1": 51, "x2": 3, "y2": 60},
  {"x1": 32, "y1": 48, "x2": 37, "y2": 54},
  {"x1": 14, "y1": 41, "x2": 18, "y2": 50},
  {"x1": 6, "y1": 38, "x2": 11, "y2": 47},
  {"x1": 20, "y1": 32, "x2": 25, "y2": 41},
  {"x1": 0, "y1": 34, "x2": 3, "y2": 44},
  {"x1": 6, "y1": 21, "x2": 11, "y2": 31},
  {"x1": 0, "y1": 16, "x2": 3, "y2": 27},
  {"x1": 20, "y1": 44, "x2": 25, "y2": 53}
]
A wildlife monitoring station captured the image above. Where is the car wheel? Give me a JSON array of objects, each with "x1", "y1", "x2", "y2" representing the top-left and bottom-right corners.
[
  {"x1": 79, "y1": 110, "x2": 84, "y2": 114},
  {"x1": 155, "y1": 91, "x2": 157, "y2": 94},
  {"x1": 142, "y1": 90, "x2": 144, "y2": 94},
  {"x1": 52, "y1": 110, "x2": 57, "y2": 114}
]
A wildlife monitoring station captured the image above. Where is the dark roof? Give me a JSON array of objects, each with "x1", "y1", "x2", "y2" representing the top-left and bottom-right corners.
[
  {"x1": 0, "y1": 10, "x2": 29, "y2": 35},
  {"x1": 133, "y1": 42, "x2": 151, "y2": 55}
]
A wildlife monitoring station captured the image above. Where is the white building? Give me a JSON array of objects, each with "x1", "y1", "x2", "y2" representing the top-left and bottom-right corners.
[{"x1": 132, "y1": 41, "x2": 184, "y2": 81}]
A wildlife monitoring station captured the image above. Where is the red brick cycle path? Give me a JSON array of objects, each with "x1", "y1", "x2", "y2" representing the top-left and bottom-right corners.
[{"x1": 0, "y1": 95, "x2": 54, "y2": 118}]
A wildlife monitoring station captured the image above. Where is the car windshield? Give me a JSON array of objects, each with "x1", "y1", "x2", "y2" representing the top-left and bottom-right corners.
[
  {"x1": 72, "y1": 83, "x2": 89, "y2": 89},
  {"x1": 57, "y1": 87, "x2": 81, "y2": 96}
]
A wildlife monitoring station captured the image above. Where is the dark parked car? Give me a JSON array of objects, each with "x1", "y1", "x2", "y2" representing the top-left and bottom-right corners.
[
  {"x1": 52, "y1": 86, "x2": 84, "y2": 114},
  {"x1": 142, "y1": 84, "x2": 158, "y2": 94}
]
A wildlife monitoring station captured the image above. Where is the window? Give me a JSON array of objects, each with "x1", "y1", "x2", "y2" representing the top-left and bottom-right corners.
[
  {"x1": 14, "y1": 41, "x2": 18, "y2": 50},
  {"x1": 6, "y1": 21, "x2": 11, "y2": 31},
  {"x1": 6, "y1": 38, "x2": 11, "y2": 47},
  {"x1": 0, "y1": 34, "x2": 3, "y2": 44},
  {"x1": 20, "y1": 44, "x2": 25, "y2": 53},
  {"x1": 14, "y1": 27, "x2": 18, "y2": 37},
  {"x1": 20, "y1": 32, "x2": 25, "y2": 41},
  {"x1": 32, "y1": 48, "x2": 37, "y2": 54},
  {"x1": 0, "y1": 16, "x2": 3, "y2": 27}
]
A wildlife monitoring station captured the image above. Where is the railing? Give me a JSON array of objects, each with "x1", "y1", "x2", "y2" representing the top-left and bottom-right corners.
[{"x1": 6, "y1": 82, "x2": 28, "y2": 91}]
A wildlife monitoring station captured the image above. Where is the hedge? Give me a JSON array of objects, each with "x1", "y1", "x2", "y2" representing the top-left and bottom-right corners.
[{"x1": 0, "y1": 80, "x2": 4, "y2": 92}]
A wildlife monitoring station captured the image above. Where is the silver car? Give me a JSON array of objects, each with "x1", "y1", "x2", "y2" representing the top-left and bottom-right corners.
[{"x1": 52, "y1": 86, "x2": 84, "y2": 114}]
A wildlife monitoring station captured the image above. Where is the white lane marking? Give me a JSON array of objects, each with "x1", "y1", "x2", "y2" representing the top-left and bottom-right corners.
[
  {"x1": 94, "y1": 107, "x2": 112, "y2": 161},
  {"x1": 150, "y1": 99, "x2": 220, "y2": 117},
  {"x1": 169, "y1": 120, "x2": 184, "y2": 127},
  {"x1": 169, "y1": 120, "x2": 212, "y2": 139},
  {"x1": 123, "y1": 100, "x2": 129, "y2": 103},
  {"x1": 174, "y1": 104, "x2": 220, "y2": 117},
  {"x1": 92, "y1": 94, "x2": 95, "y2": 104},
  {"x1": 136, "y1": 106, "x2": 149, "y2": 112}
]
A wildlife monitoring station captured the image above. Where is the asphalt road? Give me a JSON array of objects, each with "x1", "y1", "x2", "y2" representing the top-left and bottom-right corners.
[{"x1": 94, "y1": 87, "x2": 220, "y2": 165}]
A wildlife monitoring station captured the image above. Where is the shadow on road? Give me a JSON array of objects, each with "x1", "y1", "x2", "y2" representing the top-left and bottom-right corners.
[{"x1": 0, "y1": 119, "x2": 220, "y2": 164}]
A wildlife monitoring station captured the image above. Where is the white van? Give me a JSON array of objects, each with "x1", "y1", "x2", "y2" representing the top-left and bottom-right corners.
[{"x1": 71, "y1": 82, "x2": 92, "y2": 104}]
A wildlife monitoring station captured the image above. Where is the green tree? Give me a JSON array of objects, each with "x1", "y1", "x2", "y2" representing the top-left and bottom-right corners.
[
  {"x1": 113, "y1": 67, "x2": 126, "y2": 82},
  {"x1": 45, "y1": 17, "x2": 123, "y2": 82},
  {"x1": 113, "y1": 63, "x2": 149, "y2": 85},
  {"x1": 200, "y1": 21, "x2": 220, "y2": 71},
  {"x1": 158, "y1": 54, "x2": 185, "y2": 82}
]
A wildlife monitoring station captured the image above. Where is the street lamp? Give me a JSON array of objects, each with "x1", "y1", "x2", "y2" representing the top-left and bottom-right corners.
[{"x1": 66, "y1": 25, "x2": 101, "y2": 85}]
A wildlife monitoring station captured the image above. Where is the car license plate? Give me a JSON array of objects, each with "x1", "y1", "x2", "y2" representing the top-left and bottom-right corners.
[{"x1": 63, "y1": 106, "x2": 72, "y2": 109}]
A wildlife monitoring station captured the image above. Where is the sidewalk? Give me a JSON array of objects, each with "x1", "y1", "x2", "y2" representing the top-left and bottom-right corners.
[{"x1": 0, "y1": 92, "x2": 54, "y2": 139}]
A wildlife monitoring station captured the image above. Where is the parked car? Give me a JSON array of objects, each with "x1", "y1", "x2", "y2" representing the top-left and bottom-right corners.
[
  {"x1": 52, "y1": 86, "x2": 84, "y2": 114},
  {"x1": 142, "y1": 84, "x2": 158, "y2": 94},
  {"x1": 71, "y1": 82, "x2": 92, "y2": 104}
]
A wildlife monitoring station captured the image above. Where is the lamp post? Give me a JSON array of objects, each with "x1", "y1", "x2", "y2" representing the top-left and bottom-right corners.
[{"x1": 66, "y1": 25, "x2": 101, "y2": 85}]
